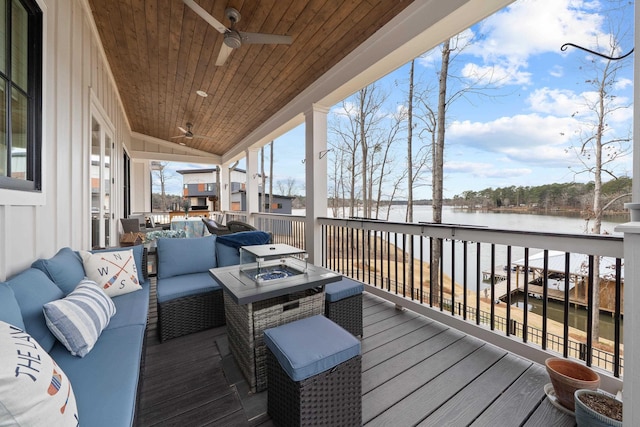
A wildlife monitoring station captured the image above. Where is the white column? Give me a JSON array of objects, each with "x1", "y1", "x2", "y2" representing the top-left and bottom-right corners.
[
  {"x1": 245, "y1": 148, "x2": 260, "y2": 225},
  {"x1": 218, "y1": 164, "x2": 230, "y2": 212},
  {"x1": 304, "y1": 104, "x2": 329, "y2": 265}
]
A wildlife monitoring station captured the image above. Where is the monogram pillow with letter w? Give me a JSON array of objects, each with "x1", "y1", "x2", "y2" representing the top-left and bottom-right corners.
[{"x1": 79, "y1": 249, "x2": 142, "y2": 297}]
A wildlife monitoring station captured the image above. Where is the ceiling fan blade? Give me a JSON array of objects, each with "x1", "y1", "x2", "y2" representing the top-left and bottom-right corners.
[
  {"x1": 170, "y1": 135, "x2": 184, "y2": 139},
  {"x1": 239, "y1": 31, "x2": 292, "y2": 45},
  {"x1": 193, "y1": 134, "x2": 216, "y2": 141},
  {"x1": 183, "y1": 0, "x2": 227, "y2": 34},
  {"x1": 215, "y1": 43, "x2": 234, "y2": 66},
  {"x1": 178, "y1": 126, "x2": 187, "y2": 133}
]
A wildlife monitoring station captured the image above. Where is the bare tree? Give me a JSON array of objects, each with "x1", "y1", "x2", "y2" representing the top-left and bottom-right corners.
[
  {"x1": 276, "y1": 177, "x2": 298, "y2": 197},
  {"x1": 415, "y1": 34, "x2": 500, "y2": 301},
  {"x1": 330, "y1": 84, "x2": 397, "y2": 219},
  {"x1": 406, "y1": 60, "x2": 415, "y2": 222},
  {"x1": 151, "y1": 161, "x2": 177, "y2": 211},
  {"x1": 566, "y1": 20, "x2": 632, "y2": 341}
]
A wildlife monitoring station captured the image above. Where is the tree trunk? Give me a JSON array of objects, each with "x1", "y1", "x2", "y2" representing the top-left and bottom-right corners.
[
  {"x1": 407, "y1": 60, "x2": 414, "y2": 223},
  {"x1": 359, "y1": 89, "x2": 369, "y2": 218},
  {"x1": 430, "y1": 39, "x2": 451, "y2": 299}
]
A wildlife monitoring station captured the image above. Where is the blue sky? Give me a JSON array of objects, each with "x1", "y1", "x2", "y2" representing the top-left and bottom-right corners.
[{"x1": 158, "y1": 0, "x2": 634, "y2": 200}]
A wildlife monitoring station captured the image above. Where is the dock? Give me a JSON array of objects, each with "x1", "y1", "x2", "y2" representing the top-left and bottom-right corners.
[{"x1": 482, "y1": 267, "x2": 522, "y2": 301}]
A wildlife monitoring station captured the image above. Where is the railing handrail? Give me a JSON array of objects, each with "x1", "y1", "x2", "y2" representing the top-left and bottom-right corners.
[{"x1": 318, "y1": 217, "x2": 624, "y2": 258}]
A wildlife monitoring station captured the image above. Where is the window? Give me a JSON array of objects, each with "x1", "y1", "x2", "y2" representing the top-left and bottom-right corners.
[{"x1": 1, "y1": 0, "x2": 43, "y2": 191}]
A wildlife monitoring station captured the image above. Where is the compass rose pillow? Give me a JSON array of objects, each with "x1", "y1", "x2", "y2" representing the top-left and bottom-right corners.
[
  {"x1": 0, "y1": 321, "x2": 78, "y2": 426},
  {"x1": 79, "y1": 249, "x2": 142, "y2": 297}
]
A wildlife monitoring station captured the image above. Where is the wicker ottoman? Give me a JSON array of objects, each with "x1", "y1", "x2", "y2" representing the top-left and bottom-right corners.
[
  {"x1": 325, "y1": 278, "x2": 364, "y2": 337},
  {"x1": 264, "y1": 315, "x2": 361, "y2": 427}
]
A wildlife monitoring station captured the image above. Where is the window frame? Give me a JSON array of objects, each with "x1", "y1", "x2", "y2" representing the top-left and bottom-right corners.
[{"x1": 0, "y1": 0, "x2": 43, "y2": 192}]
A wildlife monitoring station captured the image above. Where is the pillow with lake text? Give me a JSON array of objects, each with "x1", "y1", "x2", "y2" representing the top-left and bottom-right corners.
[
  {"x1": 0, "y1": 321, "x2": 79, "y2": 425},
  {"x1": 79, "y1": 249, "x2": 142, "y2": 297}
]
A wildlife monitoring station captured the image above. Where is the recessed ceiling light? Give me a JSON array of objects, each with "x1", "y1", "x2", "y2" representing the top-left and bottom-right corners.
[{"x1": 196, "y1": 90, "x2": 208, "y2": 97}]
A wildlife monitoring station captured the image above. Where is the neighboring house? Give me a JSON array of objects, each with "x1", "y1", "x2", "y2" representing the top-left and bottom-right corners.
[{"x1": 177, "y1": 168, "x2": 292, "y2": 214}]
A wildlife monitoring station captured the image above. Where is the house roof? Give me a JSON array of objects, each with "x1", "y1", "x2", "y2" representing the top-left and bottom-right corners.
[{"x1": 513, "y1": 250, "x2": 624, "y2": 281}]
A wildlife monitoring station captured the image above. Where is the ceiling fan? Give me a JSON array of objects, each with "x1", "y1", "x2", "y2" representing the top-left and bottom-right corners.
[
  {"x1": 183, "y1": 0, "x2": 293, "y2": 66},
  {"x1": 171, "y1": 123, "x2": 213, "y2": 142}
]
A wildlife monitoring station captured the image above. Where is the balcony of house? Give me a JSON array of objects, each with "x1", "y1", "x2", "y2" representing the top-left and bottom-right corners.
[{"x1": 135, "y1": 212, "x2": 623, "y2": 425}]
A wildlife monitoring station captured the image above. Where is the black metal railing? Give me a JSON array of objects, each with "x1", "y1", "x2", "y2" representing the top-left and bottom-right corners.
[{"x1": 319, "y1": 218, "x2": 624, "y2": 377}]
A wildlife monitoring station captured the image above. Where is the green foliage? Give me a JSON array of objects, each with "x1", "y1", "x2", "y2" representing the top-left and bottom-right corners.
[{"x1": 454, "y1": 178, "x2": 631, "y2": 210}]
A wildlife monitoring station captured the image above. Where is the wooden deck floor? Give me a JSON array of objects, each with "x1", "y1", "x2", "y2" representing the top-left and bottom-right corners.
[{"x1": 135, "y1": 288, "x2": 576, "y2": 426}]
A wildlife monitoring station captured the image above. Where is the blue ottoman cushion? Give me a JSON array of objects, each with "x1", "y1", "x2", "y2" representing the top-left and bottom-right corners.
[
  {"x1": 264, "y1": 315, "x2": 360, "y2": 382},
  {"x1": 325, "y1": 277, "x2": 364, "y2": 302}
]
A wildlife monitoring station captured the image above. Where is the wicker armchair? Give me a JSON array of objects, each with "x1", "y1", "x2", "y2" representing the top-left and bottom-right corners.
[
  {"x1": 201, "y1": 218, "x2": 233, "y2": 235},
  {"x1": 226, "y1": 220, "x2": 257, "y2": 233}
]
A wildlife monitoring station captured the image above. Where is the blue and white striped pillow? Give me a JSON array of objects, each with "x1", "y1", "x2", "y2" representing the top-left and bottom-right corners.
[{"x1": 43, "y1": 279, "x2": 116, "y2": 357}]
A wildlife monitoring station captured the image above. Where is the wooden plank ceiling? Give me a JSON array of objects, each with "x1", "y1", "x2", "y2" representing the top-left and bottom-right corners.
[{"x1": 88, "y1": 0, "x2": 414, "y2": 156}]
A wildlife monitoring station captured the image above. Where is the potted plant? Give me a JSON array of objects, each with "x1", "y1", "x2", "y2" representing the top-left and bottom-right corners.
[
  {"x1": 574, "y1": 389, "x2": 622, "y2": 426},
  {"x1": 182, "y1": 198, "x2": 191, "y2": 218},
  {"x1": 545, "y1": 357, "x2": 600, "y2": 411}
]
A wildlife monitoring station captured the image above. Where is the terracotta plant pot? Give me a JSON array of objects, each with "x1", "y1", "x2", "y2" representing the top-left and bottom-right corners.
[
  {"x1": 574, "y1": 389, "x2": 622, "y2": 427},
  {"x1": 545, "y1": 357, "x2": 600, "y2": 411}
]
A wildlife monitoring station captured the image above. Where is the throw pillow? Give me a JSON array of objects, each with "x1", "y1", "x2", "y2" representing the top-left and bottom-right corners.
[
  {"x1": 31, "y1": 247, "x2": 86, "y2": 295},
  {"x1": 43, "y1": 279, "x2": 116, "y2": 357},
  {"x1": 79, "y1": 249, "x2": 142, "y2": 297},
  {"x1": 0, "y1": 321, "x2": 78, "y2": 425}
]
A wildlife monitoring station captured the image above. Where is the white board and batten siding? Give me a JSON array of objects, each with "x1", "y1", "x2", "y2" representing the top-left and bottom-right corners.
[{"x1": 0, "y1": 0, "x2": 131, "y2": 280}]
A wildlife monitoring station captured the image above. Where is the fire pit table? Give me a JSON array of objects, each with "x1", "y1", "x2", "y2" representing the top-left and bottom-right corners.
[{"x1": 210, "y1": 244, "x2": 341, "y2": 392}]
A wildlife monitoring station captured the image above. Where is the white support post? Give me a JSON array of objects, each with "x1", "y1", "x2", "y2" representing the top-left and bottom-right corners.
[
  {"x1": 304, "y1": 104, "x2": 329, "y2": 265},
  {"x1": 219, "y1": 164, "x2": 230, "y2": 213},
  {"x1": 245, "y1": 148, "x2": 260, "y2": 225},
  {"x1": 616, "y1": 12, "x2": 640, "y2": 423}
]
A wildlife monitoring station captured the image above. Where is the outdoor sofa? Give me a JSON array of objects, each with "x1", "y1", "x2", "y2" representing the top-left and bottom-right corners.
[
  {"x1": 0, "y1": 244, "x2": 149, "y2": 426},
  {"x1": 155, "y1": 230, "x2": 272, "y2": 341}
]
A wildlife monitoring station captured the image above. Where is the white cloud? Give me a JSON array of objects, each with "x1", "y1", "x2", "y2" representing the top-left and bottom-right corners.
[
  {"x1": 468, "y1": 0, "x2": 606, "y2": 64},
  {"x1": 445, "y1": 160, "x2": 532, "y2": 179},
  {"x1": 448, "y1": 114, "x2": 581, "y2": 167},
  {"x1": 461, "y1": 63, "x2": 532, "y2": 86}
]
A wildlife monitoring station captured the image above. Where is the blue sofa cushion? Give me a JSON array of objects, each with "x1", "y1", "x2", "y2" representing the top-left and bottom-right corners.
[
  {"x1": 43, "y1": 279, "x2": 116, "y2": 357},
  {"x1": 0, "y1": 321, "x2": 79, "y2": 425},
  {"x1": 216, "y1": 231, "x2": 271, "y2": 266},
  {"x1": 49, "y1": 324, "x2": 145, "y2": 427},
  {"x1": 107, "y1": 281, "x2": 150, "y2": 329},
  {"x1": 7, "y1": 268, "x2": 64, "y2": 352},
  {"x1": 91, "y1": 244, "x2": 146, "y2": 285},
  {"x1": 157, "y1": 272, "x2": 221, "y2": 304},
  {"x1": 264, "y1": 315, "x2": 361, "y2": 382},
  {"x1": 31, "y1": 247, "x2": 85, "y2": 295},
  {"x1": 0, "y1": 283, "x2": 25, "y2": 330},
  {"x1": 157, "y1": 235, "x2": 217, "y2": 279},
  {"x1": 325, "y1": 277, "x2": 365, "y2": 302}
]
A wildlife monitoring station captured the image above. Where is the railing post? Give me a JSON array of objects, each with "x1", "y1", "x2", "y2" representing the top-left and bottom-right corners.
[{"x1": 616, "y1": 204, "x2": 640, "y2": 425}]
